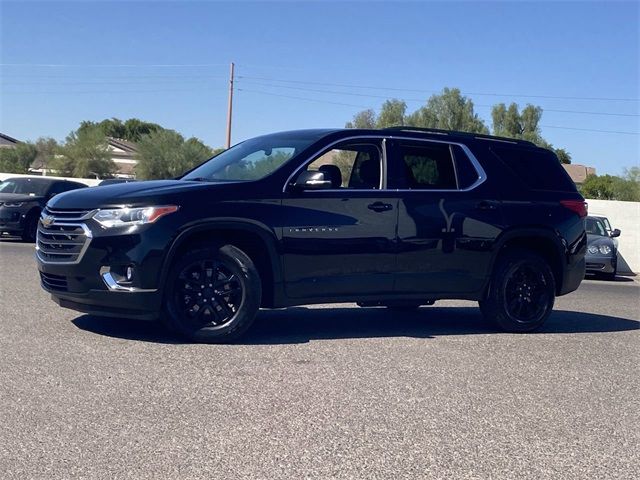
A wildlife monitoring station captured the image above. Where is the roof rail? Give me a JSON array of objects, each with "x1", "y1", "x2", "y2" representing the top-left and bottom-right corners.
[{"x1": 382, "y1": 126, "x2": 537, "y2": 147}]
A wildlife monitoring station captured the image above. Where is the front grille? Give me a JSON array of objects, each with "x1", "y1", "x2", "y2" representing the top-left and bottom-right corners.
[
  {"x1": 39, "y1": 272, "x2": 68, "y2": 291},
  {"x1": 43, "y1": 207, "x2": 95, "y2": 221},
  {"x1": 37, "y1": 210, "x2": 92, "y2": 264}
]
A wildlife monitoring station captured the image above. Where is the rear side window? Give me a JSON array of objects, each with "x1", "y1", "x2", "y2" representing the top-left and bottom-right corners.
[
  {"x1": 491, "y1": 146, "x2": 576, "y2": 192},
  {"x1": 398, "y1": 142, "x2": 457, "y2": 189}
]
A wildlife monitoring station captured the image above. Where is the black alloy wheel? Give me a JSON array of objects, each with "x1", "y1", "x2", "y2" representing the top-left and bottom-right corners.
[
  {"x1": 164, "y1": 245, "x2": 261, "y2": 343},
  {"x1": 479, "y1": 248, "x2": 555, "y2": 332},
  {"x1": 503, "y1": 263, "x2": 552, "y2": 324}
]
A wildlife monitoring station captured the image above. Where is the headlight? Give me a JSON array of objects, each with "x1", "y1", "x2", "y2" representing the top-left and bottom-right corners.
[
  {"x1": 93, "y1": 205, "x2": 179, "y2": 228},
  {"x1": 598, "y1": 244, "x2": 612, "y2": 255},
  {"x1": 3, "y1": 202, "x2": 24, "y2": 207},
  {"x1": 588, "y1": 245, "x2": 598, "y2": 254}
]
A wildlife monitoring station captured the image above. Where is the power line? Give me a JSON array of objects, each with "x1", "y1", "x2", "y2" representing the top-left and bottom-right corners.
[
  {"x1": 541, "y1": 125, "x2": 639, "y2": 135},
  {"x1": 239, "y1": 89, "x2": 639, "y2": 135},
  {"x1": 237, "y1": 89, "x2": 371, "y2": 109},
  {"x1": 237, "y1": 74, "x2": 640, "y2": 103},
  {"x1": 0, "y1": 63, "x2": 229, "y2": 68},
  {"x1": 237, "y1": 80, "x2": 639, "y2": 118}
]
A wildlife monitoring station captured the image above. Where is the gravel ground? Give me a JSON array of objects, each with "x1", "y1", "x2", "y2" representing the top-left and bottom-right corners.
[{"x1": 1, "y1": 239, "x2": 638, "y2": 479}]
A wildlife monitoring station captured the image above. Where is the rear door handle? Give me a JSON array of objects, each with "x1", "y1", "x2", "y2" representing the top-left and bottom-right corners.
[
  {"x1": 368, "y1": 202, "x2": 393, "y2": 212},
  {"x1": 475, "y1": 200, "x2": 499, "y2": 211}
]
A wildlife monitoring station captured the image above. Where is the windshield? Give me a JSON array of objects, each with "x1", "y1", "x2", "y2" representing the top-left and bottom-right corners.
[
  {"x1": 0, "y1": 178, "x2": 50, "y2": 196},
  {"x1": 586, "y1": 217, "x2": 607, "y2": 236},
  {"x1": 182, "y1": 132, "x2": 325, "y2": 182}
]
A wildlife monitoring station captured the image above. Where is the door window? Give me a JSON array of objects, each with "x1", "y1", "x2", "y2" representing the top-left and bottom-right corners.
[
  {"x1": 305, "y1": 142, "x2": 382, "y2": 190},
  {"x1": 397, "y1": 142, "x2": 457, "y2": 190}
]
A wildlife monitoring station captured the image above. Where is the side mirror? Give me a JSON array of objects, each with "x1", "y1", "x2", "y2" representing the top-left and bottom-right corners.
[
  {"x1": 610, "y1": 228, "x2": 621, "y2": 238},
  {"x1": 292, "y1": 170, "x2": 332, "y2": 191}
]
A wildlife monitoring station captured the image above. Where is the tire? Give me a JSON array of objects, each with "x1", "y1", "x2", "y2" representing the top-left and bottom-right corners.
[
  {"x1": 479, "y1": 248, "x2": 555, "y2": 333},
  {"x1": 21, "y1": 211, "x2": 39, "y2": 242},
  {"x1": 162, "y1": 245, "x2": 262, "y2": 343}
]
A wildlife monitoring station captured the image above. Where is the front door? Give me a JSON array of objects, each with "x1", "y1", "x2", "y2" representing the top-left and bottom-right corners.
[{"x1": 281, "y1": 138, "x2": 398, "y2": 299}]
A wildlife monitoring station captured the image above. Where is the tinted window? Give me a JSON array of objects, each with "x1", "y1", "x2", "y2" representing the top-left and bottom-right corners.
[
  {"x1": 0, "y1": 178, "x2": 50, "y2": 195},
  {"x1": 398, "y1": 142, "x2": 457, "y2": 189},
  {"x1": 183, "y1": 132, "x2": 325, "y2": 182},
  {"x1": 452, "y1": 145, "x2": 480, "y2": 189},
  {"x1": 305, "y1": 142, "x2": 381, "y2": 190},
  {"x1": 491, "y1": 146, "x2": 576, "y2": 192},
  {"x1": 586, "y1": 217, "x2": 607, "y2": 236}
]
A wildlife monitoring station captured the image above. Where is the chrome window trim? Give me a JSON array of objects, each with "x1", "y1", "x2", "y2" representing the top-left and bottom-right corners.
[
  {"x1": 35, "y1": 221, "x2": 93, "y2": 265},
  {"x1": 282, "y1": 134, "x2": 487, "y2": 193},
  {"x1": 283, "y1": 135, "x2": 388, "y2": 193}
]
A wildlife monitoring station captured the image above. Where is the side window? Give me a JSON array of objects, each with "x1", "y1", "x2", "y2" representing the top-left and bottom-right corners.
[
  {"x1": 305, "y1": 142, "x2": 382, "y2": 189},
  {"x1": 47, "y1": 182, "x2": 65, "y2": 196},
  {"x1": 398, "y1": 142, "x2": 457, "y2": 190}
]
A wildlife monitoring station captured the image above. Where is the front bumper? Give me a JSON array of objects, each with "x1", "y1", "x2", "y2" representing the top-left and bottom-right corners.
[
  {"x1": 585, "y1": 254, "x2": 616, "y2": 274},
  {"x1": 37, "y1": 213, "x2": 176, "y2": 320},
  {"x1": 0, "y1": 209, "x2": 25, "y2": 233}
]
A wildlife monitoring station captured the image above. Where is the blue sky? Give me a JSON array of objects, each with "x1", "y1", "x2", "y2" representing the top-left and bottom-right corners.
[{"x1": 1, "y1": 0, "x2": 638, "y2": 175}]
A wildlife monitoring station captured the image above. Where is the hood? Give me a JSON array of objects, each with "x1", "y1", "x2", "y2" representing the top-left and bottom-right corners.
[
  {"x1": 47, "y1": 179, "x2": 239, "y2": 210},
  {"x1": 0, "y1": 192, "x2": 45, "y2": 203},
  {"x1": 586, "y1": 234, "x2": 614, "y2": 246}
]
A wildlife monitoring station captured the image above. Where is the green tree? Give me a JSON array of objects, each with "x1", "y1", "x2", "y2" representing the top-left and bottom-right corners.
[
  {"x1": 623, "y1": 166, "x2": 640, "y2": 183},
  {"x1": 346, "y1": 88, "x2": 489, "y2": 134},
  {"x1": 51, "y1": 127, "x2": 116, "y2": 178},
  {"x1": 345, "y1": 109, "x2": 376, "y2": 129},
  {"x1": 0, "y1": 143, "x2": 38, "y2": 174},
  {"x1": 407, "y1": 88, "x2": 489, "y2": 133},
  {"x1": 34, "y1": 137, "x2": 59, "y2": 172},
  {"x1": 376, "y1": 99, "x2": 407, "y2": 128},
  {"x1": 491, "y1": 103, "x2": 545, "y2": 144},
  {"x1": 580, "y1": 174, "x2": 640, "y2": 201},
  {"x1": 79, "y1": 118, "x2": 162, "y2": 142},
  {"x1": 135, "y1": 130, "x2": 212, "y2": 180},
  {"x1": 554, "y1": 148, "x2": 572, "y2": 165}
]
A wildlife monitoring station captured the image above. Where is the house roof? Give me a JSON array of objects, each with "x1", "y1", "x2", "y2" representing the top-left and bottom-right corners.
[
  {"x1": 563, "y1": 164, "x2": 596, "y2": 184},
  {"x1": 107, "y1": 137, "x2": 138, "y2": 153},
  {"x1": 0, "y1": 132, "x2": 19, "y2": 146}
]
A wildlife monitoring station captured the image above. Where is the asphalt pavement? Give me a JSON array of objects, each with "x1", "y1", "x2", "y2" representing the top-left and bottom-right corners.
[{"x1": 1, "y1": 239, "x2": 638, "y2": 479}]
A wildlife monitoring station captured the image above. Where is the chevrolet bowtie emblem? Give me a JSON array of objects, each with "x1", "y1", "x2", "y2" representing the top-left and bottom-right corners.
[{"x1": 41, "y1": 215, "x2": 55, "y2": 227}]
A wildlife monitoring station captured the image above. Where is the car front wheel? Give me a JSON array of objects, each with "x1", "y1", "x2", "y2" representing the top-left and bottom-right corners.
[
  {"x1": 163, "y1": 245, "x2": 261, "y2": 343},
  {"x1": 479, "y1": 249, "x2": 555, "y2": 332}
]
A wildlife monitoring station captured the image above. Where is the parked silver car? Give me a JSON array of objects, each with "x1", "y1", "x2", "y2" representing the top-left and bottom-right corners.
[{"x1": 585, "y1": 215, "x2": 620, "y2": 279}]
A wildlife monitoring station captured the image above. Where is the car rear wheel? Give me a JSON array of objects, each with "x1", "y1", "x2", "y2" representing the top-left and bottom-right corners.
[
  {"x1": 479, "y1": 248, "x2": 555, "y2": 332},
  {"x1": 163, "y1": 245, "x2": 261, "y2": 343}
]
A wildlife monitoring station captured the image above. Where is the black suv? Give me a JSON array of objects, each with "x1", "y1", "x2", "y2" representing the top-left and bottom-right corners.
[
  {"x1": 37, "y1": 128, "x2": 587, "y2": 342},
  {"x1": 0, "y1": 176, "x2": 87, "y2": 241}
]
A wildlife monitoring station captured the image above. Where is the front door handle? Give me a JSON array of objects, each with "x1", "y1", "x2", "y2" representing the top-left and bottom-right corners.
[
  {"x1": 368, "y1": 202, "x2": 393, "y2": 212},
  {"x1": 475, "y1": 200, "x2": 499, "y2": 211}
]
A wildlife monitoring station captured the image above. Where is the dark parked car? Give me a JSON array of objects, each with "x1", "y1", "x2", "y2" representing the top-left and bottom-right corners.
[
  {"x1": 0, "y1": 177, "x2": 87, "y2": 241},
  {"x1": 585, "y1": 215, "x2": 620, "y2": 279},
  {"x1": 37, "y1": 127, "x2": 587, "y2": 343}
]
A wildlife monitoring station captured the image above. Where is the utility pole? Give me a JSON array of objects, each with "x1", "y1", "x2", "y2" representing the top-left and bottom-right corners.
[{"x1": 225, "y1": 62, "x2": 235, "y2": 149}]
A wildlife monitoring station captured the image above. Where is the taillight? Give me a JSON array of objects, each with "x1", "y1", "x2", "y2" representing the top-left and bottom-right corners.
[{"x1": 560, "y1": 200, "x2": 588, "y2": 217}]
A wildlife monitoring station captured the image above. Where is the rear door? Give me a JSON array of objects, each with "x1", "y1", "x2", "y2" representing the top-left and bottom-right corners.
[
  {"x1": 388, "y1": 138, "x2": 504, "y2": 295},
  {"x1": 281, "y1": 137, "x2": 399, "y2": 299}
]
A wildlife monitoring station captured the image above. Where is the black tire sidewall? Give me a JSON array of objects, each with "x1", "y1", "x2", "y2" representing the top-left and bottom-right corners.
[
  {"x1": 481, "y1": 250, "x2": 555, "y2": 333},
  {"x1": 164, "y1": 245, "x2": 261, "y2": 343}
]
